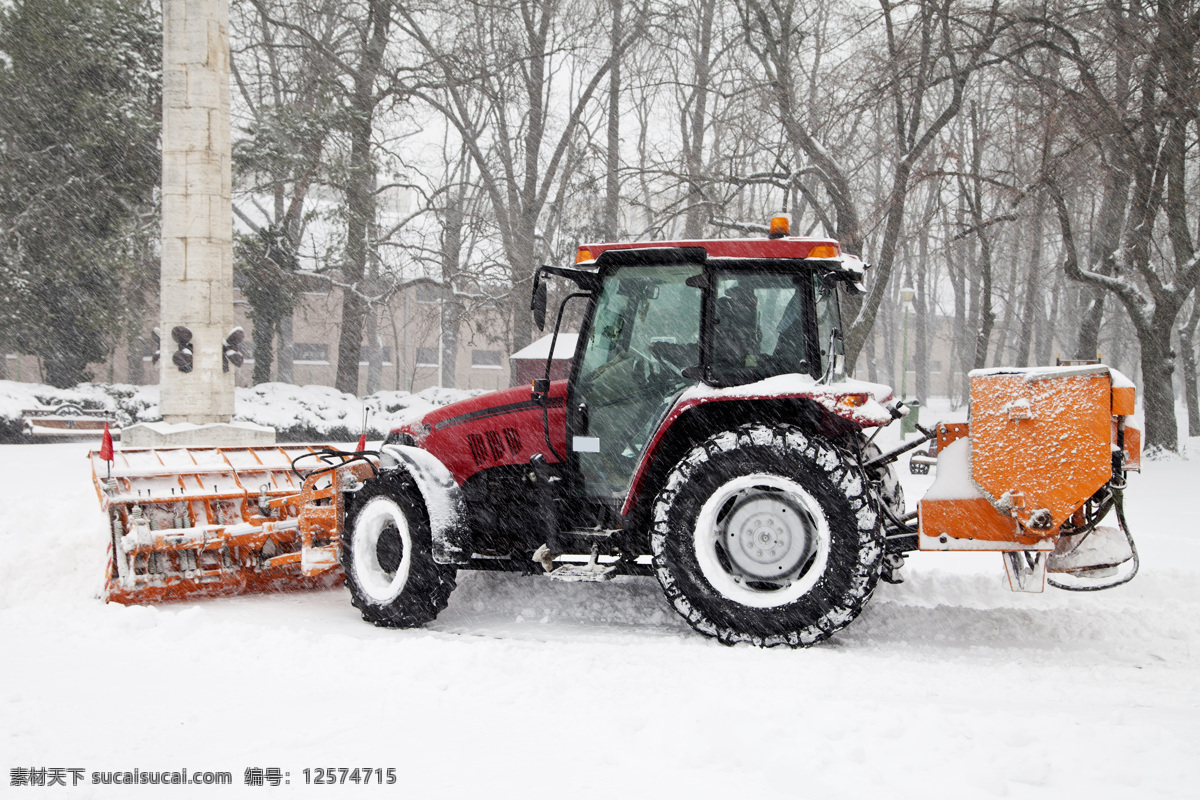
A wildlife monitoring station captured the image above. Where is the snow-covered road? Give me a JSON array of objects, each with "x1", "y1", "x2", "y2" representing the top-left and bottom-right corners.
[{"x1": 2, "y1": 434, "x2": 1198, "y2": 799}]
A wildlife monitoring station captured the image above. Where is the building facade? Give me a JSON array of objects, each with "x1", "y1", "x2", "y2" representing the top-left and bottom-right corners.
[{"x1": 2, "y1": 281, "x2": 514, "y2": 395}]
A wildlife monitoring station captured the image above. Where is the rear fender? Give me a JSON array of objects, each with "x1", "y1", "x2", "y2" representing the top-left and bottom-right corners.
[
  {"x1": 621, "y1": 394, "x2": 873, "y2": 518},
  {"x1": 378, "y1": 444, "x2": 471, "y2": 565}
]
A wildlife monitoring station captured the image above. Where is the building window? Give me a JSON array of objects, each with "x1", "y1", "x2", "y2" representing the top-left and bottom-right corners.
[
  {"x1": 472, "y1": 349, "x2": 502, "y2": 369},
  {"x1": 415, "y1": 284, "x2": 441, "y2": 303},
  {"x1": 294, "y1": 344, "x2": 329, "y2": 364},
  {"x1": 358, "y1": 346, "x2": 392, "y2": 366},
  {"x1": 415, "y1": 347, "x2": 439, "y2": 367}
]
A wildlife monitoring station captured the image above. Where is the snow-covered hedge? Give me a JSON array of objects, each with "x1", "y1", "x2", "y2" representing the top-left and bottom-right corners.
[{"x1": 0, "y1": 380, "x2": 479, "y2": 442}]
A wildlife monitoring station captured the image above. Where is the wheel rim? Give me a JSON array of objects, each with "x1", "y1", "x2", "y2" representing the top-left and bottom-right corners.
[
  {"x1": 351, "y1": 496, "x2": 413, "y2": 604},
  {"x1": 693, "y1": 474, "x2": 830, "y2": 609}
]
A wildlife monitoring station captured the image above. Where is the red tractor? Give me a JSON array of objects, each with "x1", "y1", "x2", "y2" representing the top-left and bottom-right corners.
[
  {"x1": 344, "y1": 230, "x2": 910, "y2": 646},
  {"x1": 92, "y1": 220, "x2": 1140, "y2": 647}
]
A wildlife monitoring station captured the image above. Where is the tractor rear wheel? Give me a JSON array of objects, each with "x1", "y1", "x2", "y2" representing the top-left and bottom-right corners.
[
  {"x1": 651, "y1": 423, "x2": 881, "y2": 647},
  {"x1": 342, "y1": 474, "x2": 457, "y2": 628}
]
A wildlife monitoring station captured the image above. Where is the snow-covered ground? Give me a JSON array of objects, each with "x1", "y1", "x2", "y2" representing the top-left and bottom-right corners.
[
  {"x1": 0, "y1": 380, "x2": 477, "y2": 441},
  {"x1": 2, "y1": 405, "x2": 1198, "y2": 798}
]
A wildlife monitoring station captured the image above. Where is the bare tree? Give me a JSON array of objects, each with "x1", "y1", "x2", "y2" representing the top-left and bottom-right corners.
[
  {"x1": 231, "y1": 0, "x2": 342, "y2": 384},
  {"x1": 398, "y1": 0, "x2": 647, "y2": 377},
  {"x1": 740, "y1": 0, "x2": 863, "y2": 252},
  {"x1": 739, "y1": 0, "x2": 1001, "y2": 370},
  {"x1": 246, "y1": 0, "x2": 422, "y2": 394},
  {"x1": 1181, "y1": 301, "x2": 1200, "y2": 436},
  {"x1": 1017, "y1": 0, "x2": 1200, "y2": 451}
]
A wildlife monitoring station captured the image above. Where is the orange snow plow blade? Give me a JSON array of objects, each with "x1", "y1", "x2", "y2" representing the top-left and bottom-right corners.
[{"x1": 89, "y1": 445, "x2": 374, "y2": 604}]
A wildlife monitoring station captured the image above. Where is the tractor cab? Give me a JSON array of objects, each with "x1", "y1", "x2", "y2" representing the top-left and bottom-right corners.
[{"x1": 544, "y1": 236, "x2": 862, "y2": 506}]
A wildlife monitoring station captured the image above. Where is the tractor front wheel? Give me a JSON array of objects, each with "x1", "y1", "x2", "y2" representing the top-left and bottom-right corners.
[
  {"x1": 342, "y1": 474, "x2": 457, "y2": 628},
  {"x1": 651, "y1": 424, "x2": 881, "y2": 647}
]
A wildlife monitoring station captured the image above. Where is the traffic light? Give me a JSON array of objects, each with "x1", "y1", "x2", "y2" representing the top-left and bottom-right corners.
[
  {"x1": 151, "y1": 328, "x2": 161, "y2": 365},
  {"x1": 223, "y1": 327, "x2": 245, "y2": 372},
  {"x1": 171, "y1": 326, "x2": 193, "y2": 373}
]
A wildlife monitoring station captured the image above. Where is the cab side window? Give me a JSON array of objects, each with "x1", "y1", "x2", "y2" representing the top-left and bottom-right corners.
[{"x1": 712, "y1": 272, "x2": 812, "y2": 383}]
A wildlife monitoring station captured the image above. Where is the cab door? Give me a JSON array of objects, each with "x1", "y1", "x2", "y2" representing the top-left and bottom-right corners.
[{"x1": 570, "y1": 263, "x2": 703, "y2": 499}]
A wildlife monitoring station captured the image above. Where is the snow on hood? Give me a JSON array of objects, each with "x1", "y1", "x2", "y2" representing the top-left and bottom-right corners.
[{"x1": 677, "y1": 373, "x2": 895, "y2": 426}]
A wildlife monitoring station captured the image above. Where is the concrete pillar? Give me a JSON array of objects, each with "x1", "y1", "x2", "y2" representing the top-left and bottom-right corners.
[
  {"x1": 159, "y1": 0, "x2": 234, "y2": 424},
  {"x1": 124, "y1": 0, "x2": 273, "y2": 447}
]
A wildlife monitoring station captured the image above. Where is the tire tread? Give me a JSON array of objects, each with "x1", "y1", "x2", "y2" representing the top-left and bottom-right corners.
[{"x1": 651, "y1": 423, "x2": 882, "y2": 647}]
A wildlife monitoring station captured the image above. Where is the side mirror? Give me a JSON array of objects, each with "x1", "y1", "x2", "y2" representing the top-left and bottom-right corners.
[{"x1": 531, "y1": 279, "x2": 548, "y2": 331}]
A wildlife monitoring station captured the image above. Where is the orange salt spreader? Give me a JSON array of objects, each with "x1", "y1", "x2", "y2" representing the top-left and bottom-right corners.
[{"x1": 915, "y1": 363, "x2": 1139, "y2": 591}]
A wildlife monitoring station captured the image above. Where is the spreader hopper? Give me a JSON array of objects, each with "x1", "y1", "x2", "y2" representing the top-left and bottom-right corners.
[{"x1": 918, "y1": 364, "x2": 1140, "y2": 590}]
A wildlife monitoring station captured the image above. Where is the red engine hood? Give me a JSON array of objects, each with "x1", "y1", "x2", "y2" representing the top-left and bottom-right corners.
[{"x1": 394, "y1": 381, "x2": 570, "y2": 485}]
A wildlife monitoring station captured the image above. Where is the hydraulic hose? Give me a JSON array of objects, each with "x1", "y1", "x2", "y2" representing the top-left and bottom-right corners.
[{"x1": 1047, "y1": 485, "x2": 1139, "y2": 592}]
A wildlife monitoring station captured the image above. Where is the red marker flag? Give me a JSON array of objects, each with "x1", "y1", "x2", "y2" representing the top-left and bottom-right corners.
[
  {"x1": 355, "y1": 432, "x2": 367, "y2": 452},
  {"x1": 99, "y1": 422, "x2": 114, "y2": 462}
]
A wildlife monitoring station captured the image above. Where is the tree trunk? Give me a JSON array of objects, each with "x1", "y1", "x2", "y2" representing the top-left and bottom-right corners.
[
  {"x1": 252, "y1": 318, "x2": 275, "y2": 385},
  {"x1": 604, "y1": 0, "x2": 622, "y2": 240},
  {"x1": 1016, "y1": 193, "x2": 1045, "y2": 367},
  {"x1": 914, "y1": 244, "x2": 929, "y2": 404},
  {"x1": 505, "y1": 218, "x2": 538, "y2": 386},
  {"x1": 682, "y1": 0, "x2": 715, "y2": 239},
  {"x1": 334, "y1": 0, "x2": 389, "y2": 395},
  {"x1": 947, "y1": 212, "x2": 967, "y2": 404},
  {"x1": 1035, "y1": 271, "x2": 1061, "y2": 367},
  {"x1": 276, "y1": 314, "x2": 293, "y2": 383},
  {"x1": 124, "y1": 332, "x2": 143, "y2": 384},
  {"x1": 967, "y1": 104, "x2": 994, "y2": 372},
  {"x1": 1075, "y1": 171, "x2": 1129, "y2": 359},
  {"x1": 880, "y1": 284, "x2": 896, "y2": 388},
  {"x1": 1181, "y1": 302, "x2": 1200, "y2": 437},
  {"x1": 845, "y1": 159, "x2": 912, "y2": 369},
  {"x1": 962, "y1": 232, "x2": 980, "y2": 402},
  {"x1": 440, "y1": 297, "x2": 462, "y2": 390},
  {"x1": 1076, "y1": 295, "x2": 1106, "y2": 362},
  {"x1": 440, "y1": 211, "x2": 464, "y2": 390},
  {"x1": 971, "y1": 235, "x2": 994, "y2": 372},
  {"x1": 365, "y1": 305, "x2": 382, "y2": 395},
  {"x1": 1137, "y1": 309, "x2": 1180, "y2": 454},
  {"x1": 993, "y1": 231, "x2": 1018, "y2": 365},
  {"x1": 864, "y1": 315, "x2": 877, "y2": 382}
]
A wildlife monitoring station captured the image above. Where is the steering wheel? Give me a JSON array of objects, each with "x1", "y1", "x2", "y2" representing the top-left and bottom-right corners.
[
  {"x1": 648, "y1": 341, "x2": 695, "y2": 376},
  {"x1": 625, "y1": 343, "x2": 658, "y2": 382}
]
